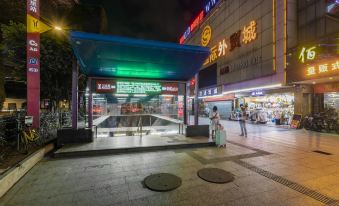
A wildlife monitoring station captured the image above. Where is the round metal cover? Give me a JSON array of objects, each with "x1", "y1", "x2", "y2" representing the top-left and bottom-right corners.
[
  {"x1": 197, "y1": 168, "x2": 234, "y2": 184},
  {"x1": 144, "y1": 173, "x2": 182, "y2": 192}
]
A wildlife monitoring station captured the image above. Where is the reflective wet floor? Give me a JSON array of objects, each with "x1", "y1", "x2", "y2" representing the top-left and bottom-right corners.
[{"x1": 1, "y1": 120, "x2": 339, "y2": 206}]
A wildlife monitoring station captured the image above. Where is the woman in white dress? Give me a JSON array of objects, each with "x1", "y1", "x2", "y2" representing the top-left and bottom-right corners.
[{"x1": 210, "y1": 106, "x2": 220, "y2": 139}]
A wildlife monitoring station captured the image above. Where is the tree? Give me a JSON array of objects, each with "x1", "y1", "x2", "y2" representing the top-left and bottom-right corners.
[{"x1": 0, "y1": 21, "x2": 78, "y2": 110}]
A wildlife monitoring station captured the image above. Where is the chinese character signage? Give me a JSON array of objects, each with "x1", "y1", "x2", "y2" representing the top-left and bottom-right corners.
[
  {"x1": 179, "y1": 0, "x2": 220, "y2": 44},
  {"x1": 299, "y1": 46, "x2": 316, "y2": 63},
  {"x1": 99, "y1": 81, "x2": 180, "y2": 95},
  {"x1": 250, "y1": 90, "x2": 264, "y2": 96},
  {"x1": 27, "y1": 0, "x2": 40, "y2": 128},
  {"x1": 96, "y1": 80, "x2": 116, "y2": 93},
  {"x1": 203, "y1": 21, "x2": 258, "y2": 65},
  {"x1": 306, "y1": 59, "x2": 339, "y2": 76},
  {"x1": 242, "y1": 21, "x2": 257, "y2": 44},
  {"x1": 198, "y1": 87, "x2": 221, "y2": 97},
  {"x1": 161, "y1": 83, "x2": 179, "y2": 95}
]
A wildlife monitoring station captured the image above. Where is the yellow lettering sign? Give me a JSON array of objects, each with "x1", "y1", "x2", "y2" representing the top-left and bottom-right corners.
[
  {"x1": 306, "y1": 59, "x2": 339, "y2": 76},
  {"x1": 307, "y1": 66, "x2": 316, "y2": 76},
  {"x1": 299, "y1": 46, "x2": 316, "y2": 63},
  {"x1": 27, "y1": 14, "x2": 51, "y2": 33},
  {"x1": 242, "y1": 21, "x2": 257, "y2": 44},
  {"x1": 332, "y1": 61, "x2": 339, "y2": 71},
  {"x1": 201, "y1": 25, "x2": 212, "y2": 46},
  {"x1": 318, "y1": 64, "x2": 328, "y2": 73}
]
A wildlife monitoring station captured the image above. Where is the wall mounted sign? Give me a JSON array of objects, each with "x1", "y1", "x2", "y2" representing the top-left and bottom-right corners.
[
  {"x1": 250, "y1": 90, "x2": 264, "y2": 96},
  {"x1": 179, "y1": 0, "x2": 220, "y2": 44},
  {"x1": 203, "y1": 21, "x2": 258, "y2": 65},
  {"x1": 201, "y1": 25, "x2": 212, "y2": 46},
  {"x1": 306, "y1": 59, "x2": 339, "y2": 76},
  {"x1": 117, "y1": 81, "x2": 162, "y2": 94},
  {"x1": 95, "y1": 80, "x2": 179, "y2": 95},
  {"x1": 161, "y1": 83, "x2": 179, "y2": 95},
  {"x1": 242, "y1": 21, "x2": 257, "y2": 44},
  {"x1": 299, "y1": 46, "x2": 316, "y2": 63},
  {"x1": 327, "y1": 0, "x2": 339, "y2": 14},
  {"x1": 314, "y1": 82, "x2": 339, "y2": 93},
  {"x1": 96, "y1": 80, "x2": 116, "y2": 93},
  {"x1": 199, "y1": 87, "x2": 221, "y2": 97}
]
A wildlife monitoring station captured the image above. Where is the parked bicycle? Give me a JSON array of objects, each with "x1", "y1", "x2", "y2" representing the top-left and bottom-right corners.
[{"x1": 17, "y1": 117, "x2": 42, "y2": 154}]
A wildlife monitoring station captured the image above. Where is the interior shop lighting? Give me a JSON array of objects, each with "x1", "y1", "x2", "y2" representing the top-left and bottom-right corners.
[
  {"x1": 134, "y1": 94, "x2": 147, "y2": 97},
  {"x1": 161, "y1": 94, "x2": 174, "y2": 97},
  {"x1": 115, "y1": 94, "x2": 129, "y2": 97},
  {"x1": 222, "y1": 83, "x2": 282, "y2": 95},
  {"x1": 199, "y1": 94, "x2": 224, "y2": 99}
]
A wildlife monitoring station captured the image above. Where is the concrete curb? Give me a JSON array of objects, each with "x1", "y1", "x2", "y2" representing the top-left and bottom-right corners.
[
  {"x1": 0, "y1": 143, "x2": 54, "y2": 198},
  {"x1": 54, "y1": 142, "x2": 215, "y2": 158}
]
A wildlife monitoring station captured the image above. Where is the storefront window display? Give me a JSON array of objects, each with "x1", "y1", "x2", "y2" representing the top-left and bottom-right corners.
[
  {"x1": 243, "y1": 93, "x2": 294, "y2": 125},
  {"x1": 324, "y1": 92, "x2": 339, "y2": 110}
]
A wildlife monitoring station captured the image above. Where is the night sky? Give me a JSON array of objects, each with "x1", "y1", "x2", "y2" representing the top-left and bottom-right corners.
[{"x1": 81, "y1": 0, "x2": 205, "y2": 42}]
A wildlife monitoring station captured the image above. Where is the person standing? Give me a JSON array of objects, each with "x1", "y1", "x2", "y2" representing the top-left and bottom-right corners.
[
  {"x1": 210, "y1": 106, "x2": 220, "y2": 139},
  {"x1": 239, "y1": 105, "x2": 247, "y2": 137}
]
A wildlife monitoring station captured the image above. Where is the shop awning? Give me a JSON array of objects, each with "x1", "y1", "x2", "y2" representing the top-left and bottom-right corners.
[{"x1": 70, "y1": 31, "x2": 210, "y2": 81}]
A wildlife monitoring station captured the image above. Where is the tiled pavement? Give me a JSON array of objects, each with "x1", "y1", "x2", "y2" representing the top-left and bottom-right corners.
[{"x1": 1, "y1": 120, "x2": 339, "y2": 206}]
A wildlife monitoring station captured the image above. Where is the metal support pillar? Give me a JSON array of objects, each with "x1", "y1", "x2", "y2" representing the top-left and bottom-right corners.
[
  {"x1": 71, "y1": 58, "x2": 78, "y2": 129},
  {"x1": 88, "y1": 78, "x2": 93, "y2": 128},
  {"x1": 194, "y1": 73, "x2": 199, "y2": 125},
  {"x1": 183, "y1": 82, "x2": 188, "y2": 125}
]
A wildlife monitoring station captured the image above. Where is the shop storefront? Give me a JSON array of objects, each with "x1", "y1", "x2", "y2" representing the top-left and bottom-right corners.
[
  {"x1": 181, "y1": 0, "x2": 296, "y2": 126},
  {"x1": 314, "y1": 82, "x2": 339, "y2": 112},
  {"x1": 236, "y1": 91, "x2": 294, "y2": 125},
  {"x1": 198, "y1": 86, "x2": 234, "y2": 119}
]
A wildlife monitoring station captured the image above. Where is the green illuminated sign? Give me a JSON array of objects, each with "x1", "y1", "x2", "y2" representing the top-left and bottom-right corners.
[{"x1": 117, "y1": 81, "x2": 162, "y2": 94}]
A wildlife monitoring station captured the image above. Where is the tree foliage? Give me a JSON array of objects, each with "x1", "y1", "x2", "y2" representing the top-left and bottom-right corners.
[{"x1": 0, "y1": 21, "x2": 77, "y2": 109}]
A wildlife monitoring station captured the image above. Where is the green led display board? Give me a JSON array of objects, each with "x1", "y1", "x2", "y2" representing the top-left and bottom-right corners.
[{"x1": 117, "y1": 81, "x2": 162, "y2": 94}]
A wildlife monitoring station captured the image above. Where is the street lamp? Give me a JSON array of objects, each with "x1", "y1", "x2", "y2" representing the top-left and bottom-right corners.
[{"x1": 54, "y1": 26, "x2": 63, "y2": 31}]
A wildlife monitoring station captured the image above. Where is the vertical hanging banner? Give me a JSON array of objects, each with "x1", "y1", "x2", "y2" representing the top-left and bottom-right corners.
[{"x1": 26, "y1": 0, "x2": 50, "y2": 128}]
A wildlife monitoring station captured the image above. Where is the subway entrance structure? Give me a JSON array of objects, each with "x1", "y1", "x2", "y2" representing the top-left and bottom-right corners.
[{"x1": 64, "y1": 31, "x2": 210, "y2": 143}]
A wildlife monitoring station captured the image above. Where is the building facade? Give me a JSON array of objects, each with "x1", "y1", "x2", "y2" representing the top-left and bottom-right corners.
[
  {"x1": 287, "y1": 0, "x2": 339, "y2": 116},
  {"x1": 182, "y1": 0, "x2": 298, "y2": 124}
]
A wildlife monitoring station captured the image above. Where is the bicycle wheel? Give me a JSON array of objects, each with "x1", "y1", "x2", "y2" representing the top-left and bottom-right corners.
[{"x1": 18, "y1": 132, "x2": 28, "y2": 154}]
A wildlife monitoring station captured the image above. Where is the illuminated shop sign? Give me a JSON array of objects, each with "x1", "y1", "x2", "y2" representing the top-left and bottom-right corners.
[
  {"x1": 117, "y1": 81, "x2": 162, "y2": 94},
  {"x1": 102, "y1": 81, "x2": 179, "y2": 95},
  {"x1": 96, "y1": 80, "x2": 116, "y2": 93},
  {"x1": 161, "y1": 83, "x2": 179, "y2": 95},
  {"x1": 298, "y1": 46, "x2": 316, "y2": 63},
  {"x1": 327, "y1": 0, "x2": 339, "y2": 14},
  {"x1": 201, "y1": 25, "x2": 212, "y2": 46},
  {"x1": 306, "y1": 59, "x2": 339, "y2": 76},
  {"x1": 199, "y1": 87, "x2": 220, "y2": 97},
  {"x1": 179, "y1": 0, "x2": 220, "y2": 44},
  {"x1": 204, "y1": 21, "x2": 258, "y2": 65},
  {"x1": 250, "y1": 90, "x2": 264, "y2": 96},
  {"x1": 205, "y1": 0, "x2": 219, "y2": 13}
]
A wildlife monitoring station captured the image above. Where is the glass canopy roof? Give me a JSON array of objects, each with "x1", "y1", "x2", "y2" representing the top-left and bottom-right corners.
[{"x1": 70, "y1": 31, "x2": 210, "y2": 81}]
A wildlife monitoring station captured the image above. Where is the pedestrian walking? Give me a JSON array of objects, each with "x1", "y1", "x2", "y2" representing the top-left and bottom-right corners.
[
  {"x1": 239, "y1": 105, "x2": 247, "y2": 137},
  {"x1": 210, "y1": 106, "x2": 220, "y2": 139}
]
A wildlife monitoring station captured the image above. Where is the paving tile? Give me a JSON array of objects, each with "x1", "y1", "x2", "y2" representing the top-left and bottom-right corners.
[{"x1": 2, "y1": 121, "x2": 339, "y2": 206}]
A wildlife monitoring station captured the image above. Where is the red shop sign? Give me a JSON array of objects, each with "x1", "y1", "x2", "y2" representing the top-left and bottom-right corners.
[
  {"x1": 314, "y1": 82, "x2": 339, "y2": 93},
  {"x1": 96, "y1": 80, "x2": 116, "y2": 93},
  {"x1": 161, "y1": 83, "x2": 179, "y2": 95}
]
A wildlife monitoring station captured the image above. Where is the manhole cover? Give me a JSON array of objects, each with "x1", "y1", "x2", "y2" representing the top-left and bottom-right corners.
[
  {"x1": 197, "y1": 168, "x2": 234, "y2": 184},
  {"x1": 144, "y1": 173, "x2": 182, "y2": 192}
]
